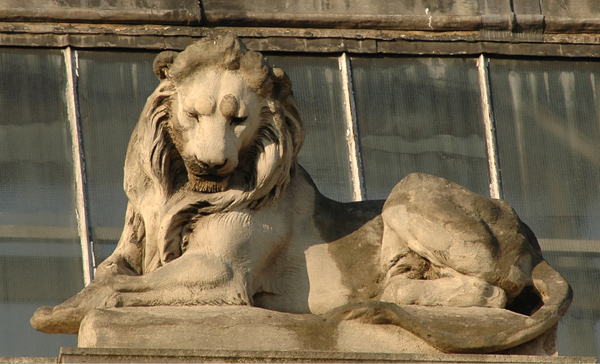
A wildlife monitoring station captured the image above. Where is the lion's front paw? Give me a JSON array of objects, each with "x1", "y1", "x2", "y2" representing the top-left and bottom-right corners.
[
  {"x1": 381, "y1": 275, "x2": 507, "y2": 308},
  {"x1": 30, "y1": 305, "x2": 81, "y2": 334},
  {"x1": 30, "y1": 276, "x2": 125, "y2": 334}
]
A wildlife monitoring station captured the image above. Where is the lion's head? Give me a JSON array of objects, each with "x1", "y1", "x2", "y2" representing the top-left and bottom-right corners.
[{"x1": 125, "y1": 34, "x2": 304, "y2": 214}]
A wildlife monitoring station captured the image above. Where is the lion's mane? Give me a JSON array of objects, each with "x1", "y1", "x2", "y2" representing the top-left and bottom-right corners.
[{"x1": 122, "y1": 34, "x2": 305, "y2": 272}]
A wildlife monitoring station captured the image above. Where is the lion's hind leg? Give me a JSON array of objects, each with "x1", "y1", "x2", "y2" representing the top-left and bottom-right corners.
[
  {"x1": 378, "y1": 173, "x2": 541, "y2": 310},
  {"x1": 380, "y1": 173, "x2": 536, "y2": 302},
  {"x1": 380, "y1": 269, "x2": 507, "y2": 308},
  {"x1": 380, "y1": 238, "x2": 507, "y2": 308}
]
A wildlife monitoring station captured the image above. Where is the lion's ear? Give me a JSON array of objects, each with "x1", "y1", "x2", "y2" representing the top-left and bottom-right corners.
[
  {"x1": 272, "y1": 67, "x2": 292, "y2": 101},
  {"x1": 153, "y1": 51, "x2": 179, "y2": 80}
]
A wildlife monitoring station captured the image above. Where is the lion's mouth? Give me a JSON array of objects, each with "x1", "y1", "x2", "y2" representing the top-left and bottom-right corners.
[
  {"x1": 187, "y1": 172, "x2": 230, "y2": 193},
  {"x1": 192, "y1": 172, "x2": 225, "y2": 183}
]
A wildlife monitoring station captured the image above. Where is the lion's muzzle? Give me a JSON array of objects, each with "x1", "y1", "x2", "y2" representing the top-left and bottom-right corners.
[
  {"x1": 185, "y1": 159, "x2": 232, "y2": 193},
  {"x1": 187, "y1": 173, "x2": 230, "y2": 193}
]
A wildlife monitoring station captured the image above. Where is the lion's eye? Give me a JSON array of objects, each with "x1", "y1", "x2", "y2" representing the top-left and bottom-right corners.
[
  {"x1": 185, "y1": 111, "x2": 197, "y2": 119},
  {"x1": 231, "y1": 116, "x2": 247, "y2": 125}
]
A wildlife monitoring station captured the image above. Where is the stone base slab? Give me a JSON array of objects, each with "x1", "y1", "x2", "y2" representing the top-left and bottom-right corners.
[
  {"x1": 71, "y1": 305, "x2": 596, "y2": 363},
  {"x1": 78, "y1": 305, "x2": 563, "y2": 355},
  {"x1": 78, "y1": 306, "x2": 444, "y2": 354},
  {"x1": 58, "y1": 347, "x2": 596, "y2": 363}
]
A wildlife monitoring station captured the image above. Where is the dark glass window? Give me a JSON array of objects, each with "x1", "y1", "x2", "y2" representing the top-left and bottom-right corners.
[
  {"x1": 2, "y1": 45, "x2": 600, "y2": 359},
  {"x1": 77, "y1": 51, "x2": 159, "y2": 263},
  {"x1": 351, "y1": 56, "x2": 490, "y2": 200},
  {"x1": 266, "y1": 55, "x2": 355, "y2": 202},
  {"x1": 490, "y1": 58, "x2": 600, "y2": 357},
  {"x1": 0, "y1": 48, "x2": 81, "y2": 356}
]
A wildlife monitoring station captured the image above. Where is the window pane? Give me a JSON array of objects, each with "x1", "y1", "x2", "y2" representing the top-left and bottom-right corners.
[
  {"x1": 77, "y1": 51, "x2": 159, "y2": 263},
  {"x1": 0, "y1": 48, "x2": 81, "y2": 356},
  {"x1": 351, "y1": 56, "x2": 489, "y2": 200},
  {"x1": 490, "y1": 58, "x2": 600, "y2": 357},
  {"x1": 266, "y1": 55, "x2": 354, "y2": 202}
]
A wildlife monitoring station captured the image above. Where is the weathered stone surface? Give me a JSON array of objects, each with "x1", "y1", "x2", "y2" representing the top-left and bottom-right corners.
[
  {"x1": 0, "y1": 358, "x2": 56, "y2": 364},
  {"x1": 0, "y1": 0, "x2": 201, "y2": 24},
  {"x1": 2, "y1": 0, "x2": 600, "y2": 50},
  {"x1": 78, "y1": 306, "x2": 440, "y2": 353},
  {"x1": 57, "y1": 347, "x2": 597, "y2": 364},
  {"x1": 76, "y1": 305, "x2": 567, "y2": 356},
  {"x1": 31, "y1": 34, "x2": 572, "y2": 356}
]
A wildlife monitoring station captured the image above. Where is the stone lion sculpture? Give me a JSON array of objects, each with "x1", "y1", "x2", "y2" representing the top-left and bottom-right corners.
[{"x1": 31, "y1": 34, "x2": 572, "y2": 354}]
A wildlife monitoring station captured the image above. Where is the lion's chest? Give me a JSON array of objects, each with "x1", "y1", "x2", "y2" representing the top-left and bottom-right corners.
[
  {"x1": 185, "y1": 209, "x2": 292, "y2": 269},
  {"x1": 179, "y1": 200, "x2": 357, "y2": 315}
]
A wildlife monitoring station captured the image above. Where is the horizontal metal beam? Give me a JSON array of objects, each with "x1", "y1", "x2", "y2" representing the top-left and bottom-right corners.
[
  {"x1": 0, "y1": 224, "x2": 122, "y2": 242},
  {"x1": 3, "y1": 20, "x2": 600, "y2": 58},
  {"x1": 3, "y1": 24, "x2": 600, "y2": 58}
]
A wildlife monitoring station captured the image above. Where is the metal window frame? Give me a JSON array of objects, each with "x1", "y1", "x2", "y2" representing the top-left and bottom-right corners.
[
  {"x1": 477, "y1": 54, "x2": 504, "y2": 200},
  {"x1": 64, "y1": 47, "x2": 95, "y2": 285},
  {"x1": 339, "y1": 53, "x2": 366, "y2": 202}
]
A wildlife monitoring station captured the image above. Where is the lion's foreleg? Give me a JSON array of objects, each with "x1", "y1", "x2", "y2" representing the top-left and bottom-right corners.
[
  {"x1": 31, "y1": 203, "x2": 147, "y2": 335},
  {"x1": 109, "y1": 252, "x2": 252, "y2": 307},
  {"x1": 30, "y1": 275, "x2": 125, "y2": 334}
]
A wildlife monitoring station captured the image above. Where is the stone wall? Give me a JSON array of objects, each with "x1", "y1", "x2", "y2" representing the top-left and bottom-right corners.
[
  {"x1": 2, "y1": 0, "x2": 600, "y2": 33},
  {"x1": 1, "y1": 0, "x2": 600, "y2": 57}
]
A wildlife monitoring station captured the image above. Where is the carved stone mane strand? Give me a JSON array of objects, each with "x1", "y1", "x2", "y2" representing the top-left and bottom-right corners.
[{"x1": 122, "y1": 34, "x2": 305, "y2": 271}]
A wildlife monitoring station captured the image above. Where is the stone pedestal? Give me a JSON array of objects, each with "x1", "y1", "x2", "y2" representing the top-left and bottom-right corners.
[
  {"x1": 78, "y1": 306, "x2": 442, "y2": 354},
  {"x1": 68, "y1": 305, "x2": 596, "y2": 363},
  {"x1": 58, "y1": 348, "x2": 596, "y2": 363}
]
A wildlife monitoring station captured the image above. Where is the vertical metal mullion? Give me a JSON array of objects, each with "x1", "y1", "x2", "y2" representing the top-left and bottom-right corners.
[
  {"x1": 339, "y1": 53, "x2": 366, "y2": 201},
  {"x1": 477, "y1": 54, "x2": 503, "y2": 200},
  {"x1": 64, "y1": 47, "x2": 95, "y2": 285}
]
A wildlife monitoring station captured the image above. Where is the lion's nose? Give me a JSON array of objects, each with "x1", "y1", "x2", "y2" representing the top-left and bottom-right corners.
[{"x1": 198, "y1": 159, "x2": 228, "y2": 172}]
